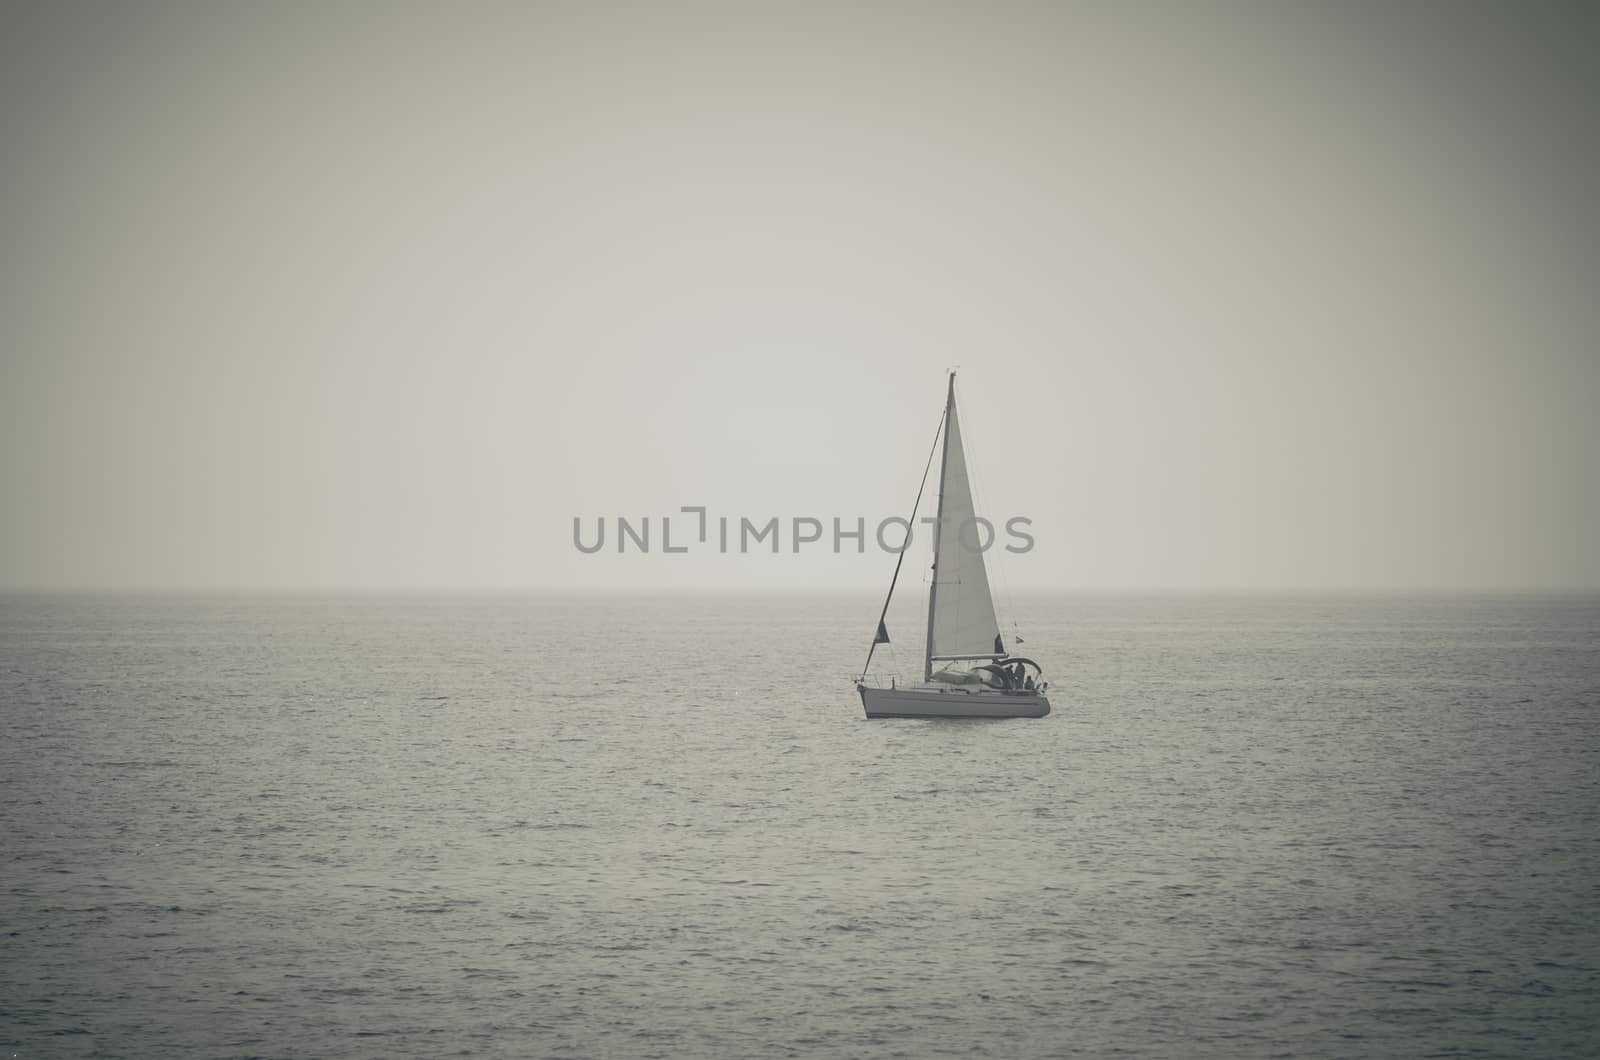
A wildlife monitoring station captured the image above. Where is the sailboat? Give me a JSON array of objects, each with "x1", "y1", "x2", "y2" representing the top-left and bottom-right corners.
[{"x1": 856, "y1": 372, "x2": 1051, "y2": 719}]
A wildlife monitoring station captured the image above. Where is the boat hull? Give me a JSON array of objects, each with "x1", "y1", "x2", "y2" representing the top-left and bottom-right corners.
[{"x1": 858, "y1": 684, "x2": 1050, "y2": 719}]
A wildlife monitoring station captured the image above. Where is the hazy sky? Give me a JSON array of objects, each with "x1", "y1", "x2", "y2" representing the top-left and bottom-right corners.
[{"x1": 3, "y1": 2, "x2": 1596, "y2": 591}]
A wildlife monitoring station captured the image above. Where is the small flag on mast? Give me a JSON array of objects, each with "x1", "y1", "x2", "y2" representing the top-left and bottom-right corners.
[{"x1": 875, "y1": 620, "x2": 890, "y2": 645}]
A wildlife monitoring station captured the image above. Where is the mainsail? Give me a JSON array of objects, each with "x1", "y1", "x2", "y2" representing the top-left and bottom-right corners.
[{"x1": 927, "y1": 383, "x2": 1003, "y2": 666}]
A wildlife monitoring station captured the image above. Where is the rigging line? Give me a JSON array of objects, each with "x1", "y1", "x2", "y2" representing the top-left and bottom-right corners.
[{"x1": 861, "y1": 403, "x2": 948, "y2": 679}]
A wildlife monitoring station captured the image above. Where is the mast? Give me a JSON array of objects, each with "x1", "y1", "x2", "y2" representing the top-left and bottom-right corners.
[{"x1": 924, "y1": 371, "x2": 956, "y2": 683}]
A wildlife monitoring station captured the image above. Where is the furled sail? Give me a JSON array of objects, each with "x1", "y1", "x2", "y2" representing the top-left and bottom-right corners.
[{"x1": 928, "y1": 394, "x2": 1002, "y2": 660}]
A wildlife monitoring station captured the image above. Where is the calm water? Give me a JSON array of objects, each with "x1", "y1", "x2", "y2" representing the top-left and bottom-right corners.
[{"x1": 2, "y1": 592, "x2": 1597, "y2": 1058}]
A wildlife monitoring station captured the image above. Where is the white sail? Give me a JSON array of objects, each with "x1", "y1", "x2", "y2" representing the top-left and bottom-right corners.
[{"x1": 928, "y1": 394, "x2": 1003, "y2": 661}]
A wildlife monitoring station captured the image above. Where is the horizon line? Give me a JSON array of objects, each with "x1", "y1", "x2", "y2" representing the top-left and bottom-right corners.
[{"x1": 4, "y1": 584, "x2": 1599, "y2": 597}]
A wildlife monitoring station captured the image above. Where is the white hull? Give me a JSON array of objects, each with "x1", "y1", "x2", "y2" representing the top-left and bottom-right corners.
[{"x1": 858, "y1": 684, "x2": 1050, "y2": 719}]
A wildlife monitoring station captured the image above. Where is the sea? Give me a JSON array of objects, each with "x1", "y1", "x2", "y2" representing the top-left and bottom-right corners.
[{"x1": 2, "y1": 591, "x2": 1597, "y2": 1058}]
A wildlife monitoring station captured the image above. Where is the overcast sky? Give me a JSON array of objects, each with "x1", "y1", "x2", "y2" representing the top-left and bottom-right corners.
[{"x1": 3, "y1": 2, "x2": 1596, "y2": 591}]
